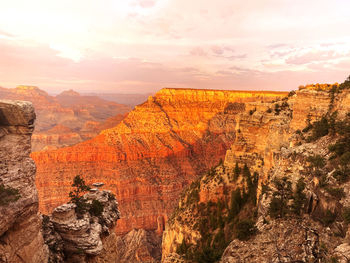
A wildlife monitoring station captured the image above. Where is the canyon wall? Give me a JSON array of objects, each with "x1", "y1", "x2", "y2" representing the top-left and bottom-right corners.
[
  {"x1": 162, "y1": 85, "x2": 350, "y2": 262},
  {"x1": 0, "y1": 100, "x2": 48, "y2": 262},
  {"x1": 32, "y1": 88, "x2": 287, "y2": 237}
]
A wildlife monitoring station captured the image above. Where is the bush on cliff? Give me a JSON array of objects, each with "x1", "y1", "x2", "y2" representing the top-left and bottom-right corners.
[
  {"x1": 89, "y1": 199, "x2": 104, "y2": 216},
  {"x1": 269, "y1": 177, "x2": 292, "y2": 218},
  {"x1": 0, "y1": 184, "x2": 20, "y2": 206},
  {"x1": 235, "y1": 219, "x2": 257, "y2": 241},
  {"x1": 69, "y1": 175, "x2": 91, "y2": 216},
  {"x1": 175, "y1": 163, "x2": 259, "y2": 262}
]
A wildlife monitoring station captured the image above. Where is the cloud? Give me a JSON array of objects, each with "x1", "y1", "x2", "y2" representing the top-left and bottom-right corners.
[
  {"x1": 0, "y1": 0, "x2": 350, "y2": 93},
  {"x1": 138, "y1": 0, "x2": 157, "y2": 8},
  {"x1": 189, "y1": 47, "x2": 207, "y2": 57},
  {"x1": 285, "y1": 50, "x2": 346, "y2": 65},
  {"x1": 211, "y1": 45, "x2": 224, "y2": 55},
  {"x1": 0, "y1": 29, "x2": 15, "y2": 38},
  {"x1": 267, "y1": 43, "x2": 289, "y2": 49}
]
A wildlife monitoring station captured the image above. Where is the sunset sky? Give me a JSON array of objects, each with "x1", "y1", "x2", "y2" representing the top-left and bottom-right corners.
[{"x1": 0, "y1": 0, "x2": 350, "y2": 93}]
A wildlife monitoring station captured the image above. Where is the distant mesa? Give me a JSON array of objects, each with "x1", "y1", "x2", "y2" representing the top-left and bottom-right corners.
[
  {"x1": 0, "y1": 85, "x2": 131, "y2": 151},
  {"x1": 57, "y1": 89, "x2": 80, "y2": 97}
]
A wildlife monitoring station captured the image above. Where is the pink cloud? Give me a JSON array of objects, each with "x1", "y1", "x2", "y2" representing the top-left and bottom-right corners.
[
  {"x1": 189, "y1": 47, "x2": 207, "y2": 57},
  {"x1": 138, "y1": 0, "x2": 157, "y2": 8},
  {"x1": 285, "y1": 50, "x2": 344, "y2": 65}
]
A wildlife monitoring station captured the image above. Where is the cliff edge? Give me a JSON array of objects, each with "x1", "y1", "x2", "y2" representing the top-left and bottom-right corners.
[{"x1": 0, "y1": 100, "x2": 49, "y2": 262}]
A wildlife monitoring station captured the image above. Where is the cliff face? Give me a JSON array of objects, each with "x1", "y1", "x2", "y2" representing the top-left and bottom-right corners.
[
  {"x1": 32, "y1": 88, "x2": 287, "y2": 239},
  {"x1": 0, "y1": 86, "x2": 130, "y2": 151},
  {"x1": 162, "y1": 84, "x2": 350, "y2": 262},
  {"x1": 0, "y1": 100, "x2": 48, "y2": 262}
]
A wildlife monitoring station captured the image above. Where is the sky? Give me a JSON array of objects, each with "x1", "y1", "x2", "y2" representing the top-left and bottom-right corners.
[{"x1": 0, "y1": 0, "x2": 350, "y2": 94}]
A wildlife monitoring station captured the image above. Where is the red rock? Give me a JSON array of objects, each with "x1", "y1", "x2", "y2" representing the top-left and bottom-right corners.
[{"x1": 32, "y1": 88, "x2": 287, "y2": 235}]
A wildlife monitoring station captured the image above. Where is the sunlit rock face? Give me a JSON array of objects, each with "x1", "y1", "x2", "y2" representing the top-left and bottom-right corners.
[
  {"x1": 0, "y1": 100, "x2": 49, "y2": 263},
  {"x1": 161, "y1": 86, "x2": 350, "y2": 262},
  {"x1": 32, "y1": 88, "x2": 287, "y2": 236},
  {"x1": 0, "y1": 85, "x2": 130, "y2": 151}
]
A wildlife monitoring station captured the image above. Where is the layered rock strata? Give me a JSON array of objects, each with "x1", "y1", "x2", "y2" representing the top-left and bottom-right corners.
[
  {"x1": 43, "y1": 188, "x2": 121, "y2": 263},
  {"x1": 162, "y1": 85, "x2": 350, "y2": 262},
  {"x1": 32, "y1": 88, "x2": 287, "y2": 236},
  {"x1": 0, "y1": 86, "x2": 130, "y2": 151},
  {"x1": 114, "y1": 229, "x2": 162, "y2": 263},
  {"x1": 0, "y1": 100, "x2": 48, "y2": 262}
]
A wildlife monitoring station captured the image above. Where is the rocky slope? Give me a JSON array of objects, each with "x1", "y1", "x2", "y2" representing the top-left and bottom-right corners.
[
  {"x1": 162, "y1": 78, "x2": 350, "y2": 262},
  {"x1": 0, "y1": 100, "x2": 49, "y2": 262},
  {"x1": 0, "y1": 86, "x2": 130, "y2": 151},
  {"x1": 43, "y1": 186, "x2": 121, "y2": 263},
  {"x1": 32, "y1": 88, "x2": 286, "y2": 239}
]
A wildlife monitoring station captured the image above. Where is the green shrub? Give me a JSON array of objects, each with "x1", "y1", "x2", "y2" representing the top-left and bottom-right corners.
[
  {"x1": 343, "y1": 206, "x2": 350, "y2": 224},
  {"x1": 288, "y1": 90, "x2": 296, "y2": 97},
  {"x1": 0, "y1": 184, "x2": 20, "y2": 206},
  {"x1": 249, "y1": 108, "x2": 256, "y2": 115},
  {"x1": 325, "y1": 187, "x2": 345, "y2": 200},
  {"x1": 332, "y1": 169, "x2": 349, "y2": 183},
  {"x1": 274, "y1": 104, "x2": 281, "y2": 115},
  {"x1": 322, "y1": 209, "x2": 336, "y2": 226},
  {"x1": 269, "y1": 197, "x2": 283, "y2": 218},
  {"x1": 339, "y1": 75, "x2": 350, "y2": 90},
  {"x1": 89, "y1": 199, "x2": 104, "y2": 217},
  {"x1": 69, "y1": 175, "x2": 91, "y2": 216},
  {"x1": 268, "y1": 177, "x2": 292, "y2": 218},
  {"x1": 176, "y1": 239, "x2": 189, "y2": 255},
  {"x1": 340, "y1": 152, "x2": 350, "y2": 167},
  {"x1": 310, "y1": 116, "x2": 329, "y2": 141},
  {"x1": 291, "y1": 178, "x2": 306, "y2": 215},
  {"x1": 302, "y1": 124, "x2": 313, "y2": 133},
  {"x1": 307, "y1": 155, "x2": 326, "y2": 170},
  {"x1": 236, "y1": 220, "x2": 257, "y2": 241}
]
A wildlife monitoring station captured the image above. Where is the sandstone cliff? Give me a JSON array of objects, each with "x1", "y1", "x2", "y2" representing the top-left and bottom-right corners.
[
  {"x1": 0, "y1": 100, "x2": 48, "y2": 262},
  {"x1": 162, "y1": 79, "x2": 350, "y2": 262},
  {"x1": 32, "y1": 88, "x2": 287, "y2": 240}
]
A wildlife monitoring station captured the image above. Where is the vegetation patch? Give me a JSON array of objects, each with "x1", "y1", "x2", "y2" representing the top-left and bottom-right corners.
[
  {"x1": 268, "y1": 177, "x2": 307, "y2": 218},
  {"x1": 0, "y1": 184, "x2": 20, "y2": 206},
  {"x1": 69, "y1": 175, "x2": 91, "y2": 217},
  {"x1": 89, "y1": 199, "x2": 104, "y2": 217},
  {"x1": 174, "y1": 163, "x2": 259, "y2": 262}
]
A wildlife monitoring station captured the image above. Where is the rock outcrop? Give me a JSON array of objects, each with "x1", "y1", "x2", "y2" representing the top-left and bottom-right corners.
[
  {"x1": 114, "y1": 229, "x2": 162, "y2": 263},
  {"x1": 162, "y1": 81, "x2": 350, "y2": 262},
  {"x1": 0, "y1": 100, "x2": 49, "y2": 262},
  {"x1": 0, "y1": 86, "x2": 130, "y2": 151},
  {"x1": 32, "y1": 88, "x2": 287, "y2": 239},
  {"x1": 43, "y1": 188, "x2": 121, "y2": 263}
]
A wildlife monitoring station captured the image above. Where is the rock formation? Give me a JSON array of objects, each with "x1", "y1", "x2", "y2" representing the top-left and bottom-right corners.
[
  {"x1": 32, "y1": 88, "x2": 287, "y2": 239},
  {"x1": 43, "y1": 187, "x2": 121, "y2": 263},
  {"x1": 114, "y1": 229, "x2": 162, "y2": 262},
  {"x1": 0, "y1": 100, "x2": 49, "y2": 262},
  {"x1": 162, "y1": 80, "x2": 350, "y2": 262},
  {"x1": 0, "y1": 85, "x2": 130, "y2": 151}
]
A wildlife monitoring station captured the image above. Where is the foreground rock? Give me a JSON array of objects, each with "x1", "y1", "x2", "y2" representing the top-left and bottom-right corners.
[
  {"x1": 43, "y1": 189, "x2": 121, "y2": 263},
  {"x1": 0, "y1": 100, "x2": 49, "y2": 262}
]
